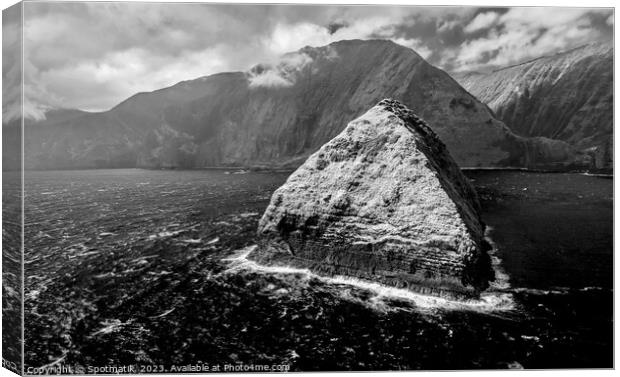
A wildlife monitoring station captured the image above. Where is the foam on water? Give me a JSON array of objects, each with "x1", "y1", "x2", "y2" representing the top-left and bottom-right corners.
[
  {"x1": 482, "y1": 227, "x2": 609, "y2": 297},
  {"x1": 222, "y1": 242, "x2": 516, "y2": 313},
  {"x1": 509, "y1": 285, "x2": 607, "y2": 296},
  {"x1": 485, "y1": 226, "x2": 511, "y2": 291},
  {"x1": 580, "y1": 172, "x2": 613, "y2": 178}
]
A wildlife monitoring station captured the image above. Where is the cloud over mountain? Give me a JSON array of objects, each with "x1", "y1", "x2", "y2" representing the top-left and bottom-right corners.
[{"x1": 6, "y1": 2, "x2": 612, "y2": 119}]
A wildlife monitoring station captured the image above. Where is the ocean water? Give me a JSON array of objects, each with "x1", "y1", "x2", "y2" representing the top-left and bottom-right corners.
[{"x1": 15, "y1": 169, "x2": 612, "y2": 371}]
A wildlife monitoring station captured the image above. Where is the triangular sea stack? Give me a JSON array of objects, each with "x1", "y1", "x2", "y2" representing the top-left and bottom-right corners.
[{"x1": 249, "y1": 99, "x2": 494, "y2": 298}]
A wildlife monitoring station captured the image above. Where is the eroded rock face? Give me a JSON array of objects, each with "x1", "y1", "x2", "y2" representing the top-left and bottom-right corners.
[
  {"x1": 249, "y1": 99, "x2": 494, "y2": 299},
  {"x1": 455, "y1": 43, "x2": 613, "y2": 170}
]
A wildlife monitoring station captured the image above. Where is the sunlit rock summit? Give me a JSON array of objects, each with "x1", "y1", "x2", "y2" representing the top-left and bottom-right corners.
[{"x1": 250, "y1": 99, "x2": 494, "y2": 298}]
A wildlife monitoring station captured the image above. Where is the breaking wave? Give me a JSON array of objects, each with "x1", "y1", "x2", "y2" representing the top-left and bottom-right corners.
[{"x1": 222, "y1": 237, "x2": 516, "y2": 314}]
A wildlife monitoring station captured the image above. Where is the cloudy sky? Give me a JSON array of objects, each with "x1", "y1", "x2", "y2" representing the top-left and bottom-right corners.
[{"x1": 3, "y1": 2, "x2": 614, "y2": 118}]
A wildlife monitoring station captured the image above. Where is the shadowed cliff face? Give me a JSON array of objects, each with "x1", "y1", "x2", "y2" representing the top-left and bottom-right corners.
[
  {"x1": 456, "y1": 43, "x2": 613, "y2": 170},
  {"x1": 20, "y1": 39, "x2": 583, "y2": 171},
  {"x1": 250, "y1": 99, "x2": 494, "y2": 298}
]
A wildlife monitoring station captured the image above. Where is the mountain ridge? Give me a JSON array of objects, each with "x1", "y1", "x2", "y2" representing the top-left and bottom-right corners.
[
  {"x1": 455, "y1": 41, "x2": 613, "y2": 170},
  {"x1": 14, "y1": 39, "x2": 590, "y2": 171}
]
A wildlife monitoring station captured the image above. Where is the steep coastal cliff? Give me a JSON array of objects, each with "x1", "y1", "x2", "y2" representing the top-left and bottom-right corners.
[
  {"x1": 20, "y1": 39, "x2": 582, "y2": 171},
  {"x1": 249, "y1": 99, "x2": 494, "y2": 298},
  {"x1": 456, "y1": 43, "x2": 613, "y2": 170}
]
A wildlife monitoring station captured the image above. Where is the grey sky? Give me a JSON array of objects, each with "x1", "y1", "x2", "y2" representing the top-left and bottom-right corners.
[{"x1": 5, "y1": 2, "x2": 614, "y2": 117}]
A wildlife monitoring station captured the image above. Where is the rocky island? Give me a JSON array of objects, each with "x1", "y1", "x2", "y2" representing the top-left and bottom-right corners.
[{"x1": 249, "y1": 99, "x2": 495, "y2": 299}]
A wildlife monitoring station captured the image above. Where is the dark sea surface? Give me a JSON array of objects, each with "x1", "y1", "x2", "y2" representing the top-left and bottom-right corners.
[
  {"x1": 19, "y1": 169, "x2": 612, "y2": 371},
  {"x1": 2, "y1": 171, "x2": 23, "y2": 373}
]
